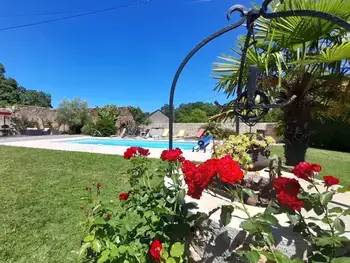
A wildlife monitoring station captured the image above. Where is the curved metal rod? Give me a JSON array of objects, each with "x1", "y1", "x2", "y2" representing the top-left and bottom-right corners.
[
  {"x1": 168, "y1": 17, "x2": 246, "y2": 149},
  {"x1": 263, "y1": 10, "x2": 350, "y2": 32}
]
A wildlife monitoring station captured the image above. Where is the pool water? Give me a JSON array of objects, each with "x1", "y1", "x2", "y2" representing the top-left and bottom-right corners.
[{"x1": 63, "y1": 139, "x2": 196, "y2": 150}]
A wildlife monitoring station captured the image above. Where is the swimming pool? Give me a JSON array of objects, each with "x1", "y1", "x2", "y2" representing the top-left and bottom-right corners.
[{"x1": 63, "y1": 139, "x2": 197, "y2": 150}]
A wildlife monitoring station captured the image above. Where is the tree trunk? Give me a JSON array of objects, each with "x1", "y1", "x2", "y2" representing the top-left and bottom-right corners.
[{"x1": 283, "y1": 99, "x2": 312, "y2": 166}]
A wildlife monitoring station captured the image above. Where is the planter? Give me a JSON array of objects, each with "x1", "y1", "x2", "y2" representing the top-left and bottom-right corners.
[{"x1": 247, "y1": 147, "x2": 270, "y2": 172}]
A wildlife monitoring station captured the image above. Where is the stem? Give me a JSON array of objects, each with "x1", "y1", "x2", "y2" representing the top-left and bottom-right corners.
[
  {"x1": 313, "y1": 182, "x2": 336, "y2": 260},
  {"x1": 237, "y1": 190, "x2": 278, "y2": 261},
  {"x1": 297, "y1": 211, "x2": 316, "y2": 243}
]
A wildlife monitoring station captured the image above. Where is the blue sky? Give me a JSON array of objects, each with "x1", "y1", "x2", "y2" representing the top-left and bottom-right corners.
[{"x1": 0, "y1": 0, "x2": 252, "y2": 112}]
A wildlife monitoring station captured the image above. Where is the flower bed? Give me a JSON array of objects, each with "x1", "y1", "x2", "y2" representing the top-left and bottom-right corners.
[{"x1": 78, "y1": 147, "x2": 350, "y2": 263}]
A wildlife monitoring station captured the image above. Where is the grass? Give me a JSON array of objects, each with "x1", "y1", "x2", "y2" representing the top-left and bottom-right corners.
[
  {"x1": 0, "y1": 146, "x2": 133, "y2": 263},
  {"x1": 0, "y1": 145, "x2": 349, "y2": 263},
  {"x1": 271, "y1": 146, "x2": 350, "y2": 187}
]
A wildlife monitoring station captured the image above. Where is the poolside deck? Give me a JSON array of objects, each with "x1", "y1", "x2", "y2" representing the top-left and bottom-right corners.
[{"x1": 0, "y1": 135, "x2": 212, "y2": 162}]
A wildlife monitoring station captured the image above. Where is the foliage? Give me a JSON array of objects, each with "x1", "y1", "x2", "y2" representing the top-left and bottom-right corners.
[
  {"x1": 94, "y1": 106, "x2": 119, "y2": 137},
  {"x1": 215, "y1": 133, "x2": 275, "y2": 170},
  {"x1": 212, "y1": 0, "x2": 350, "y2": 165},
  {"x1": 128, "y1": 106, "x2": 151, "y2": 126},
  {"x1": 309, "y1": 118, "x2": 350, "y2": 153},
  {"x1": 78, "y1": 145, "x2": 349, "y2": 262},
  {"x1": 261, "y1": 109, "x2": 282, "y2": 122},
  {"x1": 78, "y1": 149, "x2": 244, "y2": 262},
  {"x1": 160, "y1": 102, "x2": 219, "y2": 123},
  {"x1": 0, "y1": 63, "x2": 52, "y2": 107},
  {"x1": 201, "y1": 122, "x2": 236, "y2": 140},
  {"x1": 11, "y1": 115, "x2": 40, "y2": 130},
  {"x1": 56, "y1": 98, "x2": 92, "y2": 134}
]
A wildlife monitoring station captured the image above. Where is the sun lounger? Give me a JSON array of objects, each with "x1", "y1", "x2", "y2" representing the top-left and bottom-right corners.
[
  {"x1": 174, "y1": 129, "x2": 185, "y2": 139},
  {"x1": 193, "y1": 136, "x2": 212, "y2": 153},
  {"x1": 185, "y1": 128, "x2": 205, "y2": 140}
]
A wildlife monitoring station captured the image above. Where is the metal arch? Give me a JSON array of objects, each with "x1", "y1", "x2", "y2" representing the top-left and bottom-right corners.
[
  {"x1": 167, "y1": 16, "x2": 246, "y2": 149},
  {"x1": 168, "y1": 1, "x2": 350, "y2": 150}
]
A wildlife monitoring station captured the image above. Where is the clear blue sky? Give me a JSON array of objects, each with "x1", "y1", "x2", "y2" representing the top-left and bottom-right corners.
[{"x1": 0, "y1": 0, "x2": 253, "y2": 112}]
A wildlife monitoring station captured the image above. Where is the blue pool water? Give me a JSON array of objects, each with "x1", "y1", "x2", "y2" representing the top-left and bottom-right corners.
[{"x1": 63, "y1": 139, "x2": 196, "y2": 150}]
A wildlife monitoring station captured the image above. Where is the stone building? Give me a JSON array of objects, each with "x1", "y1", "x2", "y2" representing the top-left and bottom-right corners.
[{"x1": 148, "y1": 110, "x2": 169, "y2": 124}]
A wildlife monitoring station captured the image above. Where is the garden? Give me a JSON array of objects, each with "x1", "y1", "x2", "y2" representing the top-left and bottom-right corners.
[{"x1": 1, "y1": 0, "x2": 350, "y2": 263}]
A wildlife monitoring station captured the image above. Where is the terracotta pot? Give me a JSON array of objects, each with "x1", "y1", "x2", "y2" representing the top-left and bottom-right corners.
[{"x1": 247, "y1": 148, "x2": 270, "y2": 171}]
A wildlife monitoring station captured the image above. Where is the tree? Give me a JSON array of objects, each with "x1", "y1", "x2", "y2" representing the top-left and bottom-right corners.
[
  {"x1": 20, "y1": 89, "x2": 52, "y2": 108},
  {"x1": 0, "y1": 63, "x2": 52, "y2": 107},
  {"x1": 213, "y1": 0, "x2": 350, "y2": 165},
  {"x1": 56, "y1": 98, "x2": 91, "y2": 134},
  {"x1": 94, "y1": 106, "x2": 119, "y2": 137},
  {"x1": 128, "y1": 106, "x2": 151, "y2": 126},
  {"x1": 160, "y1": 102, "x2": 218, "y2": 123}
]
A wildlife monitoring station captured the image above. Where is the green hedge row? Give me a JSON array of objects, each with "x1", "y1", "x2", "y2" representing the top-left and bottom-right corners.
[{"x1": 309, "y1": 118, "x2": 350, "y2": 153}]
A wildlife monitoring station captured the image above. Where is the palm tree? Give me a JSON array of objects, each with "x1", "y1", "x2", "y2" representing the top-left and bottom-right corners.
[{"x1": 213, "y1": 0, "x2": 350, "y2": 165}]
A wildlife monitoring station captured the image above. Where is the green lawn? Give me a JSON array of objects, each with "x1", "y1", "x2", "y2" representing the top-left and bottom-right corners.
[
  {"x1": 271, "y1": 146, "x2": 350, "y2": 187},
  {"x1": 0, "y1": 146, "x2": 132, "y2": 263},
  {"x1": 0, "y1": 145, "x2": 349, "y2": 263}
]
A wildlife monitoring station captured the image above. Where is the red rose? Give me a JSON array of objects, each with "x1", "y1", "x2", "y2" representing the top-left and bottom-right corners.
[
  {"x1": 149, "y1": 240, "x2": 162, "y2": 262},
  {"x1": 160, "y1": 148, "x2": 183, "y2": 162},
  {"x1": 273, "y1": 177, "x2": 301, "y2": 196},
  {"x1": 123, "y1": 147, "x2": 138, "y2": 160},
  {"x1": 293, "y1": 162, "x2": 315, "y2": 181},
  {"x1": 137, "y1": 147, "x2": 150, "y2": 156},
  {"x1": 323, "y1": 176, "x2": 340, "y2": 187},
  {"x1": 181, "y1": 159, "x2": 219, "y2": 199},
  {"x1": 119, "y1": 192, "x2": 129, "y2": 200},
  {"x1": 312, "y1": 164, "x2": 322, "y2": 173},
  {"x1": 107, "y1": 213, "x2": 112, "y2": 219},
  {"x1": 277, "y1": 191, "x2": 303, "y2": 211},
  {"x1": 217, "y1": 155, "x2": 243, "y2": 184},
  {"x1": 97, "y1": 183, "x2": 102, "y2": 190}
]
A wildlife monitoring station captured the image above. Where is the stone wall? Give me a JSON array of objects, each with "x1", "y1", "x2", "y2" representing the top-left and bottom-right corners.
[{"x1": 143, "y1": 122, "x2": 280, "y2": 140}]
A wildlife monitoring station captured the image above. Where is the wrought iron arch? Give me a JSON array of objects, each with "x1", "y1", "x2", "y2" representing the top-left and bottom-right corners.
[{"x1": 168, "y1": 0, "x2": 350, "y2": 149}]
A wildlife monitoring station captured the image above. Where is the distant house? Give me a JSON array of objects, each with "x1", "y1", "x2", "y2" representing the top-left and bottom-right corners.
[{"x1": 148, "y1": 110, "x2": 169, "y2": 124}]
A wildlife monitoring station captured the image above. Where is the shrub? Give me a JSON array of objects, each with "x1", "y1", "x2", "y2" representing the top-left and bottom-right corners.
[
  {"x1": 78, "y1": 148, "x2": 349, "y2": 263},
  {"x1": 94, "y1": 106, "x2": 118, "y2": 137},
  {"x1": 56, "y1": 98, "x2": 91, "y2": 134},
  {"x1": 215, "y1": 133, "x2": 275, "y2": 170}
]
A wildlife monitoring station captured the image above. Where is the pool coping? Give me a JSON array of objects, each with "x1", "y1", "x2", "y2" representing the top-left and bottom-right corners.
[{"x1": 0, "y1": 136, "x2": 212, "y2": 162}]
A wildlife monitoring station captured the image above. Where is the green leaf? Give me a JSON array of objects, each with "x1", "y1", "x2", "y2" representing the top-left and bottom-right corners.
[
  {"x1": 272, "y1": 250, "x2": 290, "y2": 263},
  {"x1": 243, "y1": 251, "x2": 260, "y2": 262},
  {"x1": 78, "y1": 242, "x2": 91, "y2": 260},
  {"x1": 97, "y1": 250, "x2": 110, "y2": 263},
  {"x1": 329, "y1": 207, "x2": 343, "y2": 214},
  {"x1": 332, "y1": 257, "x2": 350, "y2": 263},
  {"x1": 92, "y1": 239, "x2": 102, "y2": 253},
  {"x1": 262, "y1": 214, "x2": 278, "y2": 226},
  {"x1": 287, "y1": 213, "x2": 300, "y2": 226},
  {"x1": 161, "y1": 249, "x2": 169, "y2": 260},
  {"x1": 343, "y1": 209, "x2": 350, "y2": 216},
  {"x1": 334, "y1": 218, "x2": 345, "y2": 233},
  {"x1": 315, "y1": 236, "x2": 334, "y2": 247},
  {"x1": 219, "y1": 205, "x2": 234, "y2": 227},
  {"x1": 240, "y1": 220, "x2": 258, "y2": 232},
  {"x1": 262, "y1": 231, "x2": 275, "y2": 246},
  {"x1": 170, "y1": 242, "x2": 184, "y2": 258},
  {"x1": 310, "y1": 252, "x2": 328, "y2": 262},
  {"x1": 320, "y1": 192, "x2": 333, "y2": 206},
  {"x1": 242, "y1": 188, "x2": 257, "y2": 199},
  {"x1": 322, "y1": 216, "x2": 333, "y2": 224},
  {"x1": 314, "y1": 205, "x2": 325, "y2": 216},
  {"x1": 95, "y1": 217, "x2": 106, "y2": 225},
  {"x1": 84, "y1": 235, "x2": 94, "y2": 242},
  {"x1": 166, "y1": 257, "x2": 176, "y2": 263}
]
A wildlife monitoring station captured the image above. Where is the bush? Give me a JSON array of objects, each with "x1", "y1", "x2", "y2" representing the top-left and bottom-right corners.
[
  {"x1": 93, "y1": 106, "x2": 118, "y2": 137},
  {"x1": 81, "y1": 123, "x2": 95, "y2": 136},
  {"x1": 310, "y1": 118, "x2": 350, "y2": 152},
  {"x1": 78, "y1": 148, "x2": 350, "y2": 263},
  {"x1": 56, "y1": 98, "x2": 91, "y2": 134}
]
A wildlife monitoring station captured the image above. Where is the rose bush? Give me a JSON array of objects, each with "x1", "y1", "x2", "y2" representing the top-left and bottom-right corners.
[{"x1": 78, "y1": 148, "x2": 349, "y2": 263}]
